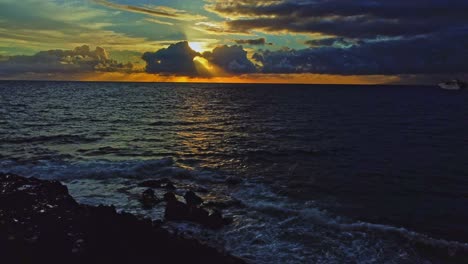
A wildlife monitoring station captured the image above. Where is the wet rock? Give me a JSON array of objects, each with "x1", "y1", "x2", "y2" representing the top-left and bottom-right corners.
[
  {"x1": 204, "y1": 199, "x2": 244, "y2": 209},
  {"x1": 139, "y1": 179, "x2": 164, "y2": 188},
  {"x1": 164, "y1": 182, "x2": 176, "y2": 190},
  {"x1": 164, "y1": 192, "x2": 229, "y2": 230},
  {"x1": 164, "y1": 192, "x2": 190, "y2": 221},
  {"x1": 0, "y1": 173, "x2": 245, "y2": 264},
  {"x1": 139, "y1": 178, "x2": 174, "y2": 189},
  {"x1": 225, "y1": 176, "x2": 242, "y2": 185},
  {"x1": 207, "y1": 209, "x2": 225, "y2": 229},
  {"x1": 140, "y1": 189, "x2": 160, "y2": 208},
  {"x1": 194, "y1": 186, "x2": 209, "y2": 193},
  {"x1": 152, "y1": 220, "x2": 163, "y2": 226},
  {"x1": 163, "y1": 192, "x2": 177, "y2": 202},
  {"x1": 184, "y1": 191, "x2": 203, "y2": 206},
  {"x1": 188, "y1": 206, "x2": 210, "y2": 224}
]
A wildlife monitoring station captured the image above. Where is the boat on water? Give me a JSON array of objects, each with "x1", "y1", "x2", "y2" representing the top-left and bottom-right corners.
[{"x1": 438, "y1": 79, "x2": 466, "y2": 90}]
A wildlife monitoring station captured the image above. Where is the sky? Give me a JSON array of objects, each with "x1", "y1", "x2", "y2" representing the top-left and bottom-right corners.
[{"x1": 0, "y1": 0, "x2": 467, "y2": 84}]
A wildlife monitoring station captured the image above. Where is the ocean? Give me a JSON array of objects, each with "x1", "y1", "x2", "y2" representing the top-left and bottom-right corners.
[{"x1": 1, "y1": 81, "x2": 467, "y2": 263}]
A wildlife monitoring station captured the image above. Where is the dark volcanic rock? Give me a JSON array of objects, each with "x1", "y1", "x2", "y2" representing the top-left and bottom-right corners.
[
  {"x1": 206, "y1": 209, "x2": 228, "y2": 229},
  {"x1": 164, "y1": 192, "x2": 229, "y2": 230},
  {"x1": 204, "y1": 199, "x2": 244, "y2": 209},
  {"x1": 139, "y1": 178, "x2": 175, "y2": 189},
  {"x1": 194, "y1": 186, "x2": 209, "y2": 193},
  {"x1": 0, "y1": 173, "x2": 245, "y2": 264},
  {"x1": 164, "y1": 192, "x2": 190, "y2": 221},
  {"x1": 225, "y1": 176, "x2": 242, "y2": 185},
  {"x1": 165, "y1": 182, "x2": 176, "y2": 190},
  {"x1": 140, "y1": 188, "x2": 161, "y2": 208},
  {"x1": 184, "y1": 191, "x2": 203, "y2": 206}
]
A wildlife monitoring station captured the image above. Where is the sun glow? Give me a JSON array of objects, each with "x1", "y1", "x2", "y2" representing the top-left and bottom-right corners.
[
  {"x1": 76, "y1": 72, "x2": 399, "y2": 85},
  {"x1": 188, "y1": 42, "x2": 205, "y2": 53},
  {"x1": 193, "y1": 56, "x2": 227, "y2": 77}
]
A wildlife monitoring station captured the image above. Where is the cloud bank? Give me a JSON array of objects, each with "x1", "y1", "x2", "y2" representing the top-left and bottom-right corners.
[
  {"x1": 142, "y1": 29, "x2": 468, "y2": 77},
  {"x1": 0, "y1": 45, "x2": 133, "y2": 76},
  {"x1": 206, "y1": 0, "x2": 468, "y2": 38},
  {"x1": 254, "y1": 31, "x2": 468, "y2": 75},
  {"x1": 142, "y1": 42, "x2": 201, "y2": 76},
  {"x1": 234, "y1": 38, "x2": 271, "y2": 46},
  {"x1": 142, "y1": 41, "x2": 257, "y2": 76},
  {"x1": 201, "y1": 0, "x2": 468, "y2": 78},
  {"x1": 203, "y1": 45, "x2": 257, "y2": 74}
]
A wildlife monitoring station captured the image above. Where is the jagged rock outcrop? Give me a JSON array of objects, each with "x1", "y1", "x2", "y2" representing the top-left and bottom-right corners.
[{"x1": 0, "y1": 173, "x2": 244, "y2": 264}]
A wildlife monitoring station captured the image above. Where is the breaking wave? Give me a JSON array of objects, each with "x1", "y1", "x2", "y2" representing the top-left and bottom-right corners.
[{"x1": 0, "y1": 158, "x2": 189, "y2": 180}]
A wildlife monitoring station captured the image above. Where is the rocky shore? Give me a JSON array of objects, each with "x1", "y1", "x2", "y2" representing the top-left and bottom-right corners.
[{"x1": 0, "y1": 173, "x2": 245, "y2": 264}]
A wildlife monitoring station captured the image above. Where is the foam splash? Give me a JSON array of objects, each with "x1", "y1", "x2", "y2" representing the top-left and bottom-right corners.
[
  {"x1": 335, "y1": 222, "x2": 468, "y2": 255},
  {"x1": 0, "y1": 158, "x2": 185, "y2": 180},
  {"x1": 230, "y1": 183, "x2": 468, "y2": 262}
]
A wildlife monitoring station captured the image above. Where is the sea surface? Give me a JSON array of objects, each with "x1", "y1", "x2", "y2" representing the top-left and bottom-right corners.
[{"x1": 1, "y1": 81, "x2": 467, "y2": 263}]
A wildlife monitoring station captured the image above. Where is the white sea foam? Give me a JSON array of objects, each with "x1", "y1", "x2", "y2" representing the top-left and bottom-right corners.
[
  {"x1": 226, "y1": 182, "x2": 468, "y2": 263},
  {"x1": 335, "y1": 222, "x2": 468, "y2": 254},
  {"x1": 0, "y1": 158, "x2": 185, "y2": 180}
]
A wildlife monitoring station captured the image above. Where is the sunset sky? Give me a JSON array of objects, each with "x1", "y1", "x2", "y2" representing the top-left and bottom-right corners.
[{"x1": 0, "y1": 0, "x2": 467, "y2": 84}]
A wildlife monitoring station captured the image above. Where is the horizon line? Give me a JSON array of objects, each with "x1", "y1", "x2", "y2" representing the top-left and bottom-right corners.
[{"x1": 0, "y1": 79, "x2": 435, "y2": 87}]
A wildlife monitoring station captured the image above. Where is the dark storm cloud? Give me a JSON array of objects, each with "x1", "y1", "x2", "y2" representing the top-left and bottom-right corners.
[
  {"x1": 227, "y1": 16, "x2": 441, "y2": 39},
  {"x1": 255, "y1": 31, "x2": 468, "y2": 75},
  {"x1": 142, "y1": 42, "x2": 200, "y2": 76},
  {"x1": 234, "y1": 38, "x2": 271, "y2": 46},
  {"x1": 305, "y1": 38, "x2": 362, "y2": 48},
  {"x1": 203, "y1": 45, "x2": 257, "y2": 73},
  {"x1": 207, "y1": 0, "x2": 468, "y2": 38},
  {"x1": 0, "y1": 45, "x2": 133, "y2": 75},
  {"x1": 206, "y1": 0, "x2": 468, "y2": 76},
  {"x1": 143, "y1": 42, "x2": 257, "y2": 75},
  {"x1": 209, "y1": 0, "x2": 468, "y2": 20}
]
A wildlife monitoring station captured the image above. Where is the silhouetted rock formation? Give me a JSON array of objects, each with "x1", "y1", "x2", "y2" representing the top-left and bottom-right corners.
[
  {"x1": 204, "y1": 199, "x2": 244, "y2": 209},
  {"x1": 139, "y1": 178, "x2": 176, "y2": 189},
  {"x1": 225, "y1": 176, "x2": 242, "y2": 185},
  {"x1": 164, "y1": 192, "x2": 190, "y2": 221},
  {"x1": 184, "y1": 191, "x2": 204, "y2": 206},
  {"x1": 164, "y1": 192, "x2": 230, "y2": 229},
  {"x1": 0, "y1": 173, "x2": 244, "y2": 264},
  {"x1": 140, "y1": 188, "x2": 161, "y2": 208}
]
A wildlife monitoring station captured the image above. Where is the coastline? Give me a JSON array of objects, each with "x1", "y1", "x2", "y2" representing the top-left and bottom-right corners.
[{"x1": 0, "y1": 173, "x2": 244, "y2": 264}]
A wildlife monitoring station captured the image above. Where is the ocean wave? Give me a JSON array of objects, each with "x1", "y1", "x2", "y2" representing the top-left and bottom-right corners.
[
  {"x1": 234, "y1": 183, "x2": 468, "y2": 260},
  {"x1": 245, "y1": 148, "x2": 328, "y2": 158},
  {"x1": 0, "y1": 134, "x2": 101, "y2": 144},
  {"x1": 335, "y1": 221, "x2": 468, "y2": 255},
  {"x1": 76, "y1": 147, "x2": 162, "y2": 157},
  {"x1": 0, "y1": 158, "x2": 189, "y2": 180}
]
